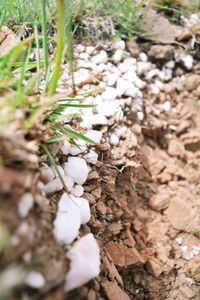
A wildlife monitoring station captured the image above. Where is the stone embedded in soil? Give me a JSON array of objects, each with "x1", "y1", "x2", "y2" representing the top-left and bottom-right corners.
[
  {"x1": 148, "y1": 45, "x2": 174, "y2": 62},
  {"x1": 168, "y1": 139, "x2": 185, "y2": 158},
  {"x1": 101, "y1": 280, "x2": 131, "y2": 300},
  {"x1": 149, "y1": 192, "x2": 170, "y2": 211},
  {"x1": 165, "y1": 196, "x2": 198, "y2": 232},
  {"x1": 184, "y1": 74, "x2": 200, "y2": 92},
  {"x1": 105, "y1": 242, "x2": 144, "y2": 268},
  {"x1": 146, "y1": 258, "x2": 164, "y2": 278}
]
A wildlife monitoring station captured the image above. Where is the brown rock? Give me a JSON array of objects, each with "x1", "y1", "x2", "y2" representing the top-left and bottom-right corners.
[
  {"x1": 101, "y1": 281, "x2": 130, "y2": 300},
  {"x1": 149, "y1": 193, "x2": 170, "y2": 211},
  {"x1": 184, "y1": 74, "x2": 200, "y2": 92},
  {"x1": 148, "y1": 45, "x2": 174, "y2": 62},
  {"x1": 165, "y1": 196, "x2": 198, "y2": 232},
  {"x1": 105, "y1": 242, "x2": 144, "y2": 268},
  {"x1": 126, "y1": 38, "x2": 140, "y2": 57},
  {"x1": 87, "y1": 289, "x2": 96, "y2": 300},
  {"x1": 168, "y1": 139, "x2": 185, "y2": 158},
  {"x1": 106, "y1": 223, "x2": 123, "y2": 235},
  {"x1": 102, "y1": 255, "x2": 123, "y2": 286},
  {"x1": 188, "y1": 254, "x2": 200, "y2": 282},
  {"x1": 146, "y1": 258, "x2": 163, "y2": 278},
  {"x1": 96, "y1": 201, "x2": 107, "y2": 214}
]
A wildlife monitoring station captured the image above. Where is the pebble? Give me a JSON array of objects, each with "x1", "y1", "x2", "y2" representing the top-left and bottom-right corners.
[
  {"x1": 64, "y1": 157, "x2": 89, "y2": 185},
  {"x1": 18, "y1": 193, "x2": 34, "y2": 218},
  {"x1": 65, "y1": 233, "x2": 100, "y2": 292},
  {"x1": 25, "y1": 271, "x2": 45, "y2": 289}
]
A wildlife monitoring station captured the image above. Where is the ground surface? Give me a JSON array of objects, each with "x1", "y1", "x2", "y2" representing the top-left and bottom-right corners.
[{"x1": 1, "y1": 10, "x2": 200, "y2": 300}]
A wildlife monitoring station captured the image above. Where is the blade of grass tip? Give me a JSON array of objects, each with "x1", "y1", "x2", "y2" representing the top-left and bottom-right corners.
[
  {"x1": 34, "y1": 25, "x2": 41, "y2": 92},
  {"x1": 18, "y1": 43, "x2": 32, "y2": 93},
  {"x1": 41, "y1": 144, "x2": 69, "y2": 192},
  {"x1": 48, "y1": 0, "x2": 65, "y2": 96},
  {"x1": 41, "y1": 0, "x2": 49, "y2": 81}
]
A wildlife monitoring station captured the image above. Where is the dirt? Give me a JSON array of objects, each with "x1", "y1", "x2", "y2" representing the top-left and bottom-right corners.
[{"x1": 1, "y1": 31, "x2": 200, "y2": 300}]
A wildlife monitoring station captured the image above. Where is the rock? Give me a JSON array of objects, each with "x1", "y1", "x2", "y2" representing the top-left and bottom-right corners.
[
  {"x1": 148, "y1": 45, "x2": 174, "y2": 62},
  {"x1": 0, "y1": 26, "x2": 18, "y2": 56},
  {"x1": 165, "y1": 196, "x2": 198, "y2": 232},
  {"x1": 149, "y1": 193, "x2": 170, "y2": 211},
  {"x1": 184, "y1": 74, "x2": 200, "y2": 91},
  {"x1": 101, "y1": 281, "x2": 130, "y2": 300},
  {"x1": 168, "y1": 139, "x2": 185, "y2": 158},
  {"x1": 146, "y1": 258, "x2": 163, "y2": 278},
  {"x1": 102, "y1": 255, "x2": 123, "y2": 286},
  {"x1": 188, "y1": 254, "x2": 200, "y2": 282},
  {"x1": 18, "y1": 193, "x2": 34, "y2": 218},
  {"x1": 105, "y1": 242, "x2": 144, "y2": 268},
  {"x1": 126, "y1": 38, "x2": 140, "y2": 57},
  {"x1": 64, "y1": 157, "x2": 89, "y2": 185}
]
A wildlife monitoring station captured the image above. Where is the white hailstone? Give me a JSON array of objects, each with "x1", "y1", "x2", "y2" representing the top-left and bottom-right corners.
[
  {"x1": 40, "y1": 165, "x2": 54, "y2": 182},
  {"x1": 63, "y1": 176, "x2": 74, "y2": 192},
  {"x1": 80, "y1": 114, "x2": 108, "y2": 128},
  {"x1": 79, "y1": 52, "x2": 89, "y2": 61},
  {"x1": 99, "y1": 81, "x2": 107, "y2": 89},
  {"x1": 123, "y1": 70, "x2": 137, "y2": 83},
  {"x1": 165, "y1": 60, "x2": 175, "y2": 69},
  {"x1": 118, "y1": 62, "x2": 130, "y2": 74},
  {"x1": 139, "y1": 52, "x2": 148, "y2": 62},
  {"x1": 137, "y1": 111, "x2": 144, "y2": 121},
  {"x1": 54, "y1": 194, "x2": 81, "y2": 244},
  {"x1": 137, "y1": 62, "x2": 151, "y2": 75},
  {"x1": 83, "y1": 149, "x2": 98, "y2": 165},
  {"x1": 114, "y1": 126, "x2": 127, "y2": 137},
  {"x1": 74, "y1": 69, "x2": 90, "y2": 85},
  {"x1": 164, "y1": 68, "x2": 172, "y2": 81},
  {"x1": 112, "y1": 49, "x2": 123, "y2": 63},
  {"x1": 43, "y1": 178, "x2": 63, "y2": 194},
  {"x1": 135, "y1": 77, "x2": 146, "y2": 89},
  {"x1": 116, "y1": 78, "x2": 133, "y2": 96},
  {"x1": 94, "y1": 64, "x2": 106, "y2": 73},
  {"x1": 183, "y1": 55, "x2": 193, "y2": 70},
  {"x1": 110, "y1": 134, "x2": 119, "y2": 146},
  {"x1": 91, "y1": 50, "x2": 107, "y2": 64},
  {"x1": 52, "y1": 165, "x2": 65, "y2": 179},
  {"x1": 71, "y1": 185, "x2": 84, "y2": 197},
  {"x1": 161, "y1": 101, "x2": 171, "y2": 112},
  {"x1": 125, "y1": 86, "x2": 141, "y2": 98},
  {"x1": 155, "y1": 79, "x2": 164, "y2": 90},
  {"x1": 71, "y1": 196, "x2": 91, "y2": 224},
  {"x1": 85, "y1": 130, "x2": 102, "y2": 144},
  {"x1": 65, "y1": 233, "x2": 100, "y2": 292},
  {"x1": 64, "y1": 157, "x2": 89, "y2": 185},
  {"x1": 18, "y1": 193, "x2": 34, "y2": 218},
  {"x1": 25, "y1": 271, "x2": 45, "y2": 289},
  {"x1": 158, "y1": 70, "x2": 166, "y2": 81},
  {"x1": 69, "y1": 139, "x2": 87, "y2": 156},
  {"x1": 114, "y1": 40, "x2": 125, "y2": 50},
  {"x1": 124, "y1": 57, "x2": 137, "y2": 65},
  {"x1": 150, "y1": 83, "x2": 160, "y2": 94},
  {"x1": 107, "y1": 73, "x2": 118, "y2": 86},
  {"x1": 97, "y1": 100, "x2": 122, "y2": 117},
  {"x1": 146, "y1": 69, "x2": 159, "y2": 80},
  {"x1": 86, "y1": 46, "x2": 95, "y2": 55},
  {"x1": 61, "y1": 141, "x2": 71, "y2": 155},
  {"x1": 101, "y1": 87, "x2": 117, "y2": 101},
  {"x1": 76, "y1": 44, "x2": 85, "y2": 53}
]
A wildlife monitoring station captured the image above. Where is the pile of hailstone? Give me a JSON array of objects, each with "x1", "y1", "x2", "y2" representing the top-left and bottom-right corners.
[{"x1": 17, "y1": 37, "x2": 195, "y2": 292}]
